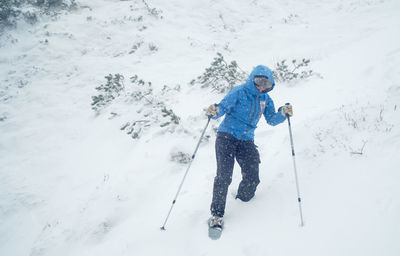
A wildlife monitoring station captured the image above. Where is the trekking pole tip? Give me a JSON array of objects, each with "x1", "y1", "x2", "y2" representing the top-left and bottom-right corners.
[{"x1": 160, "y1": 226, "x2": 166, "y2": 231}]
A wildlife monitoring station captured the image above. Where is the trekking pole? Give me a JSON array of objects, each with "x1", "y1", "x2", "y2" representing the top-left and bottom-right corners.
[
  {"x1": 285, "y1": 103, "x2": 304, "y2": 227},
  {"x1": 160, "y1": 116, "x2": 212, "y2": 230}
]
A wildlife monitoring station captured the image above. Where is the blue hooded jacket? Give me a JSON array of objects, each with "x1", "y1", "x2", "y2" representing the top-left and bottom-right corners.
[{"x1": 214, "y1": 65, "x2": 286, "y2": 140}]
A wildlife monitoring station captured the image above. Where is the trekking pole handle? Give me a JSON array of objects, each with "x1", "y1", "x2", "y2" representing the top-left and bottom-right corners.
[{"x1": 285, "y1": 102, "x2": 291, "y2": 117}]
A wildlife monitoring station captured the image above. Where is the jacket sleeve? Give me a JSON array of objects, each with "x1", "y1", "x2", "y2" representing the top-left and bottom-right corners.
[
  {"x1": 214, "y1": 88, "x2": 239, "y2": 119},
  {"x1": 263, "y1": 97, "x2": 286, "y2": 126}
]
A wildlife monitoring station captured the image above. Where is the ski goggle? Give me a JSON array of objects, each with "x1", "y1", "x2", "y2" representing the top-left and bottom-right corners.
[{"x1": 254, "y1": 76, "x2": 274, "y2": 90}]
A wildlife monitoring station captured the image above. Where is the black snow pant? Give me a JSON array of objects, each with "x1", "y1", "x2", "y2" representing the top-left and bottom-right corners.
[{"x1": 210, "y1": 132, "x2": 261, "y2": 217}]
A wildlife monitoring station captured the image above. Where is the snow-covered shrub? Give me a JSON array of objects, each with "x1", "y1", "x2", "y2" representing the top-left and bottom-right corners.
[
  {"x1": 0, "y1": 0, "x2": 77, "y2": 28},
  {"x1": 272, "y1": 58, "x2": 317, "y2": 83},
  {"x1": 340, "y1": 104, "x2": 394, "y2": 133},
  {"x1": 91, "y1": 74, "x2": 125, "y2": 113},
  {"x1": 170, "y1": 151, "x2": 191, "y2": 164},
  {"x1": 129, "y1": 41, "x2": 144, "y2": 54},
  {"x1": 191, "y1": 53, "x2": 319, "y2": 94},
  {"x1": 159, "y1": 105, "x2": 180, "y2": 127},
  {"x1": 129, "y1": 41, "x2": 158, "y2": 55},
  {"x1": 148, "y1": 43, "x2": 158, "y2": 52},
  {"x1": 282, "y1": 14, "x2": 300, "y2": 24},
  {"x1": 91, "y1": 74, "x2": 180, "y2": 139},
  {"x1": 308, "y1": 103, "x2": 395, "y2": 157},
  {"x1": 141, "y1": 0, "x2": 162, "y2": 19},
  {"x1": 0, "y1": 0, "x2": 23, "y2": 27},
  {"x1": 190, "y1": 52, "x2": 247, "y2": 93},
  {"x1": 126, "y1": 74, "x2": 152, "y2": 103},
  {"x1": 120, "y1": 76, "x2": 180, "y2": 139},
  {"x1": 33, "y1": 0, "x2": 64, "y2": 8}
]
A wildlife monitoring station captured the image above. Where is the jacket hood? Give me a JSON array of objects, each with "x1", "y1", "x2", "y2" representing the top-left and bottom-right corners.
[{"x1": 245, "y1": 65, "x2": 276, "y2": 95}]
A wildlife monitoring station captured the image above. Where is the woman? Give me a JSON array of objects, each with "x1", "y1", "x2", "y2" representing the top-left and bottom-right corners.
[{"x1": 205, "y1": 65, "x2": 293, "y2": 232}]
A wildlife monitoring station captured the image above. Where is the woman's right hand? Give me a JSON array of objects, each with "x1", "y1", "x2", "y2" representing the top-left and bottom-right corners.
[{"x1": 206, "y1": 104, "x2": 219, "y2": 118}]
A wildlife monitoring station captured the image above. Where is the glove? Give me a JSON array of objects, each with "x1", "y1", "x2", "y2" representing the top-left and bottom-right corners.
[
  {"x1": 280, "y1": 104, "x2": 293, "y2": 117},
  {"x1": 206, "y1": 104, "x2": 219, "y2": 118}
]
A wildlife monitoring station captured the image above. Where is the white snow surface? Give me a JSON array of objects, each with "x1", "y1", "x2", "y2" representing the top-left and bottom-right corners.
[{"x1": 1, "y1": 0, "x2": 400, "y2": 255}]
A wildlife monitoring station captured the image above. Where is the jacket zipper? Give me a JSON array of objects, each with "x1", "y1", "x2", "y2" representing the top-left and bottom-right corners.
[
  {"x1": 242, "y1": 93, "x2": 260, "y2": 139},
  {"x1": 247, "y1": 92, "x2": 253, "y2": 117},
  {"x1": 249, "y1": 94, "x2": 258, "y2": 125}
]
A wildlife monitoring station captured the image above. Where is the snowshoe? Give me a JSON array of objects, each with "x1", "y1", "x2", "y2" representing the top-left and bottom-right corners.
[{"x1": 208, "y1": 216, "x2": 224, "y2": 240}]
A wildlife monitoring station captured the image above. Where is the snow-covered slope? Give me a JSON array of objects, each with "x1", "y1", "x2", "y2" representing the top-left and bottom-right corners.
[{"x1": 1, "y1": 0, "x2": 399, "y2": 255}]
